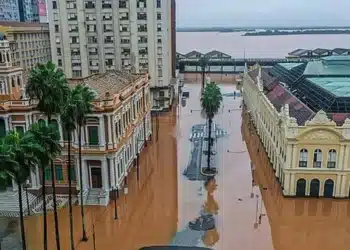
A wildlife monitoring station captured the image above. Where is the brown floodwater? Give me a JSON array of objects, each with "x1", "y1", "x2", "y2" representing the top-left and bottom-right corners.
[{"x1": 6, "y1": 81, "x2": 350, "y2": 250}]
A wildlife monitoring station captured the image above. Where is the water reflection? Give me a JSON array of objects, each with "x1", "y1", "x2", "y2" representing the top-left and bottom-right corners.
[{"x1": 242, "y1": 107, "x2": 350, "y2": 250}]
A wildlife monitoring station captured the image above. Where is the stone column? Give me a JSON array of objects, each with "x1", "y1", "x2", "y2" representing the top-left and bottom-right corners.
[
  {"x1": 283, "y1": 172, "x2": 291, "y2": 195},
  {"x1": 110, "y1": 158, "x2": 115, "y2": 189},
  {"x1": 99, "y1": 116, "x2": 105, "y2": 148},
  {"x1": 30, "y1": 170, "x2": 37, "y2": 188},
  {"x1": 101, "y1": 159, "x2": 109, "y2": 191},
  {"x1": 24, "y1": 114, "x2": 29, "y2": 130},
  {"x1": 291, "y1": 145, "x2": 297, "y2": 169},
  {"x1": 335, "y1": 174, "x2": 342, "y2": 197},
  {"x1": 114, "y1": 157, "x2": 118, "y2": 186},
  {"x1": 289, "y1": 173, "x2": 296, "y2": 196},
  {"x1": 4, "y1": 116, "x2": 8, "y2": 133},
  {"x1": 108, "y1": 115, "x2": 113, "y2": 148},
  {"x1": 340, "y1": 175, "x2": 347, "y2": 197},
  {"x1": 35, "y1": 166, "x2": 41, "y2": 187},
  {"x1": 337, "y1": 145, "x2": 345, "y2": 170},
  {"x1": 285, "y1": 145, "x2": 293, "y2": 169},
  {"x1": 83, "y1": 160, "x2": 90, "y2": 190}
]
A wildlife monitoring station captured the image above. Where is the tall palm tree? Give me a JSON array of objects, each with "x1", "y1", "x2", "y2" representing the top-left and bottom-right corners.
[
  {"x1": 61, "y1": 90, "x2": 79, "y2": 250},
  {"x1": 73, "y1": 84, "x2": 95, "y2": 241},
  {"x1": 201, "y1": 82, "x2": 223, "y2": 175},
  {"x1": 26, "y1": 61, "x2": 69, "y2": 250},
  {"x1": 0, "y1": 130, "x2": 45, "y2": 250}
]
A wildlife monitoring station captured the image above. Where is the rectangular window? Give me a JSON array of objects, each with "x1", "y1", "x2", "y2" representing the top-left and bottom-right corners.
[
  {"x1": 69, "y1": 166, "x2": 76, "y2": 181},
  {"x1": 55, "y1": 25, "x2": 59, "y2": 32},
  {"x1": 88, "y1": 126, "x2": 99, "y2": 145},
  {"x1": 53, "y1": 1, "x2": 57, "y2": 9},
  {"x1": 14, "y1": 126, "x2": 24, "y2": 136},
  {"x1": 119, "y1": 0, "x2": 127, "y2": 8},
  {"x1": 44, "y1": 167, "x2": 51, "y2": 180},
  {"x1": 156, "y1": 0, "x2": 161, "y2": 8},
  {"x1": 55, "y1": 165, "x2": 64, "y2": 181},
  {"x1": 157, "y1": 13, "x2": 161, "y2": 20}
]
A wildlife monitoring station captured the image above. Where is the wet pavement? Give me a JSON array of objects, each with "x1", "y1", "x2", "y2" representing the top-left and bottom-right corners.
[{"x1": 3, "y1": 82, "x2": 350, "y2": 250}]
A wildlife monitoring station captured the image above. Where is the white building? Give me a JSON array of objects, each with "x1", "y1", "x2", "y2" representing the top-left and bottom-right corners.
[{"x1": 48, "y1": 0, "x2": 176, "y2": 111}]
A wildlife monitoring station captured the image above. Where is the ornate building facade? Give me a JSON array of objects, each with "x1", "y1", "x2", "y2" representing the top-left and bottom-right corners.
[
  {"x1": 243, "y1": 64, "x2": 350, "y2": 198},
  {"x1": 0, "y1": 36, "x2": 152, "y2": 211}
]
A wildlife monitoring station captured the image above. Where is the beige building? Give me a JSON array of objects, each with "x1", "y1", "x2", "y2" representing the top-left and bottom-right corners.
[
  {"x1": 0, "y1": 37, "x2": 152, "y2": 216},
  {"x1": 243, "y1": 61, "x2": 350, "y2": 199},
  {"x1": 48, "y1": 0, "x2": 177, "y2": 111},
  {"x1": 0, "y1": 21, "x2": 51, "y2": 72}
]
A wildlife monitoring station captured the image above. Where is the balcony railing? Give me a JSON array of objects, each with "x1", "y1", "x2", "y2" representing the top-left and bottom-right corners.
[
  {"x1": 298, "y1": 161, "x2": 307, "y2": 168},
  {"x1": 313, "y1": 161, "x2": 322, "y2": 168},
  {"x1": 327, "y1": 161, "x2": 336, "y2": 168}
]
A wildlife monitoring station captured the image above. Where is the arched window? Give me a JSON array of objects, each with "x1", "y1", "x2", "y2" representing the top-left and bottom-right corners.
[
  {"x1": 38, "y1": 119, "x2": 46, "y2": 126},
  {"x1": 298, "y1": 149, "x2": 308, "y2": 167},
  {"x1": 17, "y1": 76, "x2": 21, "y2": 86},
  {"x1": 327, "y1": 149, "x2": 336, "y2": 168},
  {"x1": 313, "y1": 149, "x2": 322, "y2": 168},
  {"x1": 0, "y1": 119, "x2": 6, "y2": 137},
  {"x1": 50, "y1": 119, "x2": 60, "y2": 140}
]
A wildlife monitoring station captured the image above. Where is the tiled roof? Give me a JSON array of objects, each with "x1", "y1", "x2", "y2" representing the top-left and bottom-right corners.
[
  {"x1": 69, "y1": 71, "x2": 143, "y2": 99},
  {"x1": 204, "y1": 50, "x2": 231, "y2": 58},
  {"x1": 248, "y1": 68, "x2": 279, "y2": 91},
  {"x1": 185, "y1": 50, "x2": 203, "y2": 58},
  {"x1": 266, "y1": 84, "x2": 315, "y2": 125}
]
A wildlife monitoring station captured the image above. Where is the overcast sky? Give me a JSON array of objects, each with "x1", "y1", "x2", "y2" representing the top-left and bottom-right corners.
[{"x1": 176, "y1": 0, "x2": 350, "y2": 27}]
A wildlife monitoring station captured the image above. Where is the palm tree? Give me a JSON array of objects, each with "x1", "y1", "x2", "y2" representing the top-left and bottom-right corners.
[
  {"x1": 199, "y1": 56, "x2": 209, "y2": 90},
  {"x1": 201, "y1": 82, "x2": 223, "y2": 175},
  {"x1": 61, "y1": 90, "x2": 79, "y2": 250},
  {"x1": 26, "y1": 61, "x2": 69, "y2": 250},
  {"x1": 73, "y1": 84, "x2": 95, "y2": 241},
  {"x1": 0, "y1": 131, "x2": 45, "y2": 250}
]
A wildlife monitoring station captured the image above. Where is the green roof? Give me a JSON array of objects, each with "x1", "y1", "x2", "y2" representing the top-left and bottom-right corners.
[
  {"x1": 307, "y1": 77, "x2": 350, "y2": 97},
  {"x1": 278, "y1": 63, "x2": 303, "y2": 70},
  {"x1": 322, "y1": 55, "x2": 350, "y2": 61},
  {"x1": 303, "y1": 60, "x2": 350, "y2": 76}
]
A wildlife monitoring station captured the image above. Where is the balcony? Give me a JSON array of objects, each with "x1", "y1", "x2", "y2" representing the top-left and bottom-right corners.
[{"x1": 313, "y1": 161, "x2": 322, "y2": 168}]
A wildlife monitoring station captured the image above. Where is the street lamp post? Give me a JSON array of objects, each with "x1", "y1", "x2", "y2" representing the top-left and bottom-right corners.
[
  {"x1": 113, "y1": 187, "x2": 119, "y2": 220},
  {"x1": 25, "y1": 180, "x2": 31, "y2": 216}
]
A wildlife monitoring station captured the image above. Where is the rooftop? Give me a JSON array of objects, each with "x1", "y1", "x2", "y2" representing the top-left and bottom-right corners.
[
  {"x1": 303, "y1": 58, "x2": 350, "y2": 77},
  {"x1": 307, "y1": 77, "x2": 350, "y2": 97},
  {"x1": 278, "y1": 63, "x2": 304, "y2": 70},
  {"x1": 69, "y1": 71, "x2": 144, "y2": 100}
]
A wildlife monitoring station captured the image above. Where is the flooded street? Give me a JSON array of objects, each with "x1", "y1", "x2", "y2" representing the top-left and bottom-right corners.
[{"x1": 4, "y1": 81, "x2": 350, "y2": 250}]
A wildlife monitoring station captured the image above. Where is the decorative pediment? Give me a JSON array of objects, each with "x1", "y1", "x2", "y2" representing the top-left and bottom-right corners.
[
  {"x1": 298, "y1": 129, "x2": 341, "y2": 141},
  {"x1": 305, "y1": 110, "x2": 336, "y2": 126}
]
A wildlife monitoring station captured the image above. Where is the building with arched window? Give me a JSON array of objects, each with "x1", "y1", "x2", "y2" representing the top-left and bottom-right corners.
[
  {"x1": 0, "y1": 36, "x2": 152, "y2": 215},
  {"x1": 243, "y1": 57, "x2": 350, "y2": 198}
]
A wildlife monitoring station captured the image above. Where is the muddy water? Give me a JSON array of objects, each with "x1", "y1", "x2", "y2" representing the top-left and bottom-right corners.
[
  {"x1": 23, "y1": 110, "x2": 178, "y2": 250},
  {"x1": 242, "y1": 105, "x2": 350, "y2": 250},
  {"x1": 10, "y1": 82, "x2": 350, "y2": 250}
]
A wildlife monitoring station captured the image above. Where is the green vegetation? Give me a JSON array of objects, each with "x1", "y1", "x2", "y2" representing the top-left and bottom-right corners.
[
  {"x1": 0, "y1": 61, "x2": 95, "y2": 250},
  {"x1": 201, "y1": 82, "x2": 223, "y2": 175}
]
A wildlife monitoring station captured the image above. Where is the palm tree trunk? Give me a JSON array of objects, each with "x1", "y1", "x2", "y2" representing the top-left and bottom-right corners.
[
  {"x1": 67, "y1": 133, "x2": 75, "y2": 250},
  {"x1": 48, "y1": 115, "x2": 61, "y2": 250},
  {"x1": 78, "y1": 125, "x2": 88, "y2": 241},
  {"x1": 202, "y1": 67, "x2": 205, "y2": 90},
  {"x1": 42, "y1": 165, "x2": 48, "y2": 250},
  {"x1": 207, "y1": 118, "x2": 212, "y2": 171},
  {"x1": 17, "y1": 182, "x2": 27, "y2": 250}
]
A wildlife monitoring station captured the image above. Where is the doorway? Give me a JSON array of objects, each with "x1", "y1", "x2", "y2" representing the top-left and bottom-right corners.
[
  {"x1": 296, "y1": 179, "x2": 306, "y2": 197},
  {"x1": 309, "y1": 179, "x2": 320, "y2": 197},
  {"x1": 90, "y1": 167, "x2": 102, "y2": 188},
  {"x1": 323, "y1": 179, "x2": 334, "y2": 198}
]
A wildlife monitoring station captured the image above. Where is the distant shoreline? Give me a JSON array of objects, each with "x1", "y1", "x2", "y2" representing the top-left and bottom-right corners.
[{"x1": 243, "y1": 30, "x2": 350, "y2": 36}]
